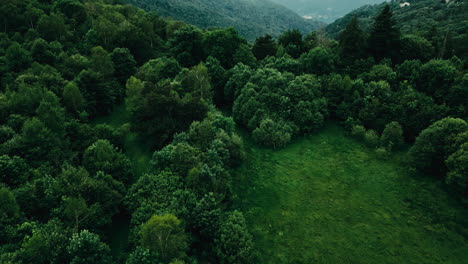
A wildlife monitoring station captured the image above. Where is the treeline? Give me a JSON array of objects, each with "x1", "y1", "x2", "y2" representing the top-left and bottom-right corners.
[{"x1": 0, "y1": 0, "x2": 466, "y2": 263}]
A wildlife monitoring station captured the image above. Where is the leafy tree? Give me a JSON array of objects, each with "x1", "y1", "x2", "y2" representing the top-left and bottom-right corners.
[
  {"x1": 75, "y1": 69, "x2": 117, "y2": 116},
  {"x1": 178, "y1": 63, "x2": 213, "y2": 101},
  {"x1": 400, "y1": 34, "x2": 434, "y2": 62},
  {"x1": 140, "y1": 214, "x2": 188, "y2": 263},
  {"x1": 409, "y1": 117, "x2": 467, "y2": 176},
  {"x1": 339, "y1": 16, "x2": 366, "y2": 63},
  {"x1": 446, "y1": 142, "x2": 468, "y2": 195},
  {"x1": 252, "y1": 34, "x2": 277, "y2": 60},
  {"x1": 364, "y1": 129, "x2": 379, "y2": 148},
  {"x1": 136, "y1": 57, "x2": 181, "y2": 83},
  {"x1": 5, "y1": 42, "x2": 31, "y2": 72},
  {"x1": 203, "y1": 28, "x2": 245, "y2": 68},
  {"x1": 126, "y1": 247, "x2": 159, "y2": 264},
  {"x1": 67, "y1": 230, "x2": 112, "y2": 264},
  {"x1": 125, "y1": 172, "x2": 182, "y2": 225},
  {"x1": 125, "y1": 76, "x2": 145, "y2": 114},
  {"x1": 83, "y1": 139, "x2": 133, "y2": 183},
  {"x1": 37, "y1": 13, "x2": 68, "y2": 41},
  {"x1": 215, "y1": 211, "x2": 253, "y2": 264},
  {"x1": 36, "y1": 91, "x2": 66, "y2": 136},
  {"x1": 62, "y1": 81, "x2": 85, "y2": 115},
  {"x1": 31, "y1": 38, "x2": 55, "y2": 65},
  {"x1": 416, "y1": 59, "x2": 458, "y2": 103},
  {"x1": 233, "y1": 43, "x2": 257, "y2": 67},
  {"x1": 170, "y1": 25, "x2": 205, "y2": 67},
  {"x1": 0, "y1": 155, "x2": 29, "y2": 187},
  {"x1": 18, "y1": 219, "x2": 72, "y2": 264},
  {"x1": 111, "y1": 48, "x2": 137, "y2": 85},
  {"x1": 0, "y1": 187, "x2": 20, "y2": 244},
  {"x1": 381, "y1": 121, "x2": 404, "y2": 150},
  {"x1": 253, "y1": 118, "x2": 292, "y2": 149},
  {"x1": 224, "y1": 63, "x2": 252, "y2": 104},
  {"x1": 53, "y1": 0, "x2": 88, "y2": 25},
  {"x1": 300, "y1": 47, "x2": 337, "y2": 75},
  {"x1": 278, "y1": 29, "x2": 304, "y2": 58},
  {"x1": 368, "y1": 5, "x2": 400, "y2": 61}
]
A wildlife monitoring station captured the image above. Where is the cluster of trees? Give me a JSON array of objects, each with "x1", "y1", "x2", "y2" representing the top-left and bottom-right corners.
[
  {"x1": 0, "y1": 0, "x2": 255, "y2": 263},
  {"x1": 125, "y1": 112, "x2": 252, "y2": 263}
]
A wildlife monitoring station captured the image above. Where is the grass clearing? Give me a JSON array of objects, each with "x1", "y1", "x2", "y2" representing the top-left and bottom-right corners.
[
  {"x1": 233, "y1": 123, "x2": 468, "y2": 264},
  {"x1": 93, "y1": 104, "x2": 153, "y2": 256}
]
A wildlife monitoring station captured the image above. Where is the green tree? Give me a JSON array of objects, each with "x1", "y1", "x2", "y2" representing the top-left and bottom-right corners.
[
  {"x1": 37, "y1": 13, "x2": 68, "y2": 41},
  {"x1": 126, "y1": 247, "x2": 159, "y2": 264},
  {"x1": 67, "y1": 230, "x2": 112, "y2": 264},
  {"x1": 400, "y1": 34, "x2": 434, "y2": 62},
  {"x1": 0, "y1": 155, "x2": 29, "y2": 187},
  {"x1": 233, "y1": 43, "x2": 256, "y2": 67},
  {"x1": 368, "y1": 5, "x2": 400, "y2": 61},
  {"x1": 300, "y1": 47, "x2": 337, "y2": 75},
  {"x1": 83, "y1": 139, "x2": 133, "y2": 183},
  {"x1": 409, "y1": 117, "x2": 467, "y2": 176},
  {"x1": 111, "y1": 48, "x2": 137, "y2": 85},
  {"x1": 339, "y1": 16, "x2": 366, "y2": 63},
  {"x1": 215, "y1": 211, "x2": 253, "y2": 264},
  {"x1": 253, "y1": 118, "x2": 292, "y2": 149},
  {"x1": 203, "y1": 28, "x2": 245, "y2": 68},
  {"x1": 141, "y1": 214, "x2": 188, "y2": 263},
  {"x1": 125, "y1": 76, "x2": 145, "y2": 114},
  {"x1": 90, "y1": 46, "x2": 114, "y2": 77},
  {"x1": 278, "y1": 29, "x2": 304, "y2": 58},
  {"x1": 381, "y1": 121, "x2": 404, "y2": 150},
  {"x1": 252, "y1": 34, "x2": 278, "y2": 60},
  {"x1": 62, "y1": 81, "x2": 85, "y2": 115},
  {"x1": 5, "y1": 42, "x2": 31, "y2": 72},
  {"x1": 446, "y1": 142, "x2": 468, "y2": 195}
]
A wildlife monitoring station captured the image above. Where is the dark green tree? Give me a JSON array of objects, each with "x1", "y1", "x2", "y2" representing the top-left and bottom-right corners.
[
  {"x1": 368, "y1": 5, "x2": 400, "y2": 62},
  {"x1": 67, "y1": 230, "x2": 112, "y2": 264},
  {"x1": 339, "y1": 16, "x2": 366, "y2": 64},
  {"x1": 252, "y1": 34, "x2": 278, "y2": 60}
]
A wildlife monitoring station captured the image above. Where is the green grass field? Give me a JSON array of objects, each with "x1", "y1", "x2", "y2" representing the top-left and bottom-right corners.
[{"x1": 233, "y1": 124, "x2": 468, "y2": 264}]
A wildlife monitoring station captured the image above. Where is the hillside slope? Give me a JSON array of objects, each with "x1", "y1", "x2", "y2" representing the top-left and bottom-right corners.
[
  {"x1": 125, "y1": 0, "x2": 324, "y2": 40},
  {"x1": 326, "y1": 0, "x2": 467, "y2": 38},
  {"x1": 271, "y1": 0, "x2": 385, "y2": 23}
]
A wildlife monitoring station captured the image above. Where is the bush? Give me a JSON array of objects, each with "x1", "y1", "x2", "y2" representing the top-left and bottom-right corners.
[
  {"x1": 381, "y1": 121, "x2": 404, "y2": 150},
  {"x1": 253, "y1": 118, "x2": 292, "y2": 148},
  {"x1": 364, "y1": 130, "x2": 380, "y2": 148},
  {"x1": 351, "y1": 125, "x2": 366, "y2": 140}
]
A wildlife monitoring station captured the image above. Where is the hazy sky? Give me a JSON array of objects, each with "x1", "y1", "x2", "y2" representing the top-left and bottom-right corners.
[{"x1": 271, "y1": 0, "x2": 387, "y2": 22}]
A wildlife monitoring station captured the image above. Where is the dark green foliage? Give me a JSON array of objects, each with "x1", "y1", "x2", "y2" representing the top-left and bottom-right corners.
[
  {"x1": 215, "y1": 211, "x2": 254, "y2": 264},
  {"x1": 203, "y1": 28, "x2": 246, "y2": 68},
  {"x1": 339, "y1": 16, "x2": 366, "y2": 63},
  {"x1": 278, "y1": 29, "x2": 305, "y2": 58},
  {"x1": 252, "y1": 34, "x2": 278, "y2": 60},
  {"x1": 83, "y1": 139, "x2": 133, "y2": 183},
  {"x1": 368, "y1": 5, "x2": 400, "y2": 61},
  {"x1": 111, "y1": 48, "x2": 137, "y2": 85},
  {"x1": 253, "y1": 118, "x2": 293, "y2": 149},
  {"x1": 381, "y1": 121, "x2": 404, "y2": 150},
  {"x1": 67, "y1": 230, "x2": 112, "y2": 264},
  {"x1": 140, "y1": 214, "x2": 188, "y2": 262},
  {"x1": 409, "y1": 117, "x2": 467, "y2": 176},
  {"x1": 300, "y1": 46, "x2": 337, "y2": 75}
]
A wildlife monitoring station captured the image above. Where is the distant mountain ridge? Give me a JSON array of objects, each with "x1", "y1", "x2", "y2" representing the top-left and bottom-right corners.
[
  {"x1": 271, "y1": 0, "x2": 385, "y2": 23},
  {"x1": 125, "y1": 0, "x2": 324, "y2": 40}
]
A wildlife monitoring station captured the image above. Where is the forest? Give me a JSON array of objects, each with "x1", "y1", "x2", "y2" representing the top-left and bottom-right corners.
[{"x1": 0, "y1": 0, "x2": 466, "y2": 263}]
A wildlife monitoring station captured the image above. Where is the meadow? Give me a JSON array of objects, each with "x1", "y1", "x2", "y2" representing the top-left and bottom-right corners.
[{"x1": 233, "y1": 124, "x2": 468, "y2": 264}]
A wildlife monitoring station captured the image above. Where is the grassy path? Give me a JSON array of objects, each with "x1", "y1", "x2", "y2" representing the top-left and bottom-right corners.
[
  {"x1": 233, "y1": 124, "x2": 468, "y2": 264},
  {"x1": 93, "y1": 104, "x2": 153, "y2": 257}
]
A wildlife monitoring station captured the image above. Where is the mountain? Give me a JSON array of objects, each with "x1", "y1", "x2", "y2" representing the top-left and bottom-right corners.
[
  {"x1": 270, "y1": 0, "x2": 386, "y2": 23},
  {"x1": 125, "y1": 0, "x2": 324, "y2": 40}
]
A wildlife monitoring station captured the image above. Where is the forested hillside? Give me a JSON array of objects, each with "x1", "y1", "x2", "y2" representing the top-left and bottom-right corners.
[
  {"x1": 0, "y1": 0, "x2": 467, "y2": 263},
  {"x1": 125, "y1": 0, "x2": 323, "y2": 40},
  {"x1": 271, "y1": 0, "x2": 385, "y2": 22},
  {"x1": 326, "y1": 0, "x2": 467, "y2": 59}
]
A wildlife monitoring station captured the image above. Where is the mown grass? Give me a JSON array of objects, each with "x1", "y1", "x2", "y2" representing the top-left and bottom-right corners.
[{"x1": 233, "y1": 123, "x2": 468, "y2": 264}]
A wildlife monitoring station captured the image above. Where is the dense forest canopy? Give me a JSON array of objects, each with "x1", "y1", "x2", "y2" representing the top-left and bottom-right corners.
[
  {"x1": 0, "y1": 0, "x2": 466, "y2": 263},
  {"x1": 125, "y1": 0, "x2": 324, "y2": 40}
]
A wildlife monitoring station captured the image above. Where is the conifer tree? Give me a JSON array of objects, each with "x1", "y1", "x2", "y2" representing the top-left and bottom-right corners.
[
  {"x1": 339, "y1": 16, "x2": 366, "y2": 64},
  {"x1": 368, "y1": 5, "x2": 400, "y2": 62}
]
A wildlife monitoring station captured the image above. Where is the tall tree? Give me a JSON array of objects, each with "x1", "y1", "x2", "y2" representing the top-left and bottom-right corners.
[
  {"x1": 339, "y1": 16, "x2": 366, "y2": 63},
  {"x1": 368, "y1": 5, "x2": 400, "y2": 62},
  {"x1": 252, "y1": 34, "x2": 278, "y2": 60}
]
